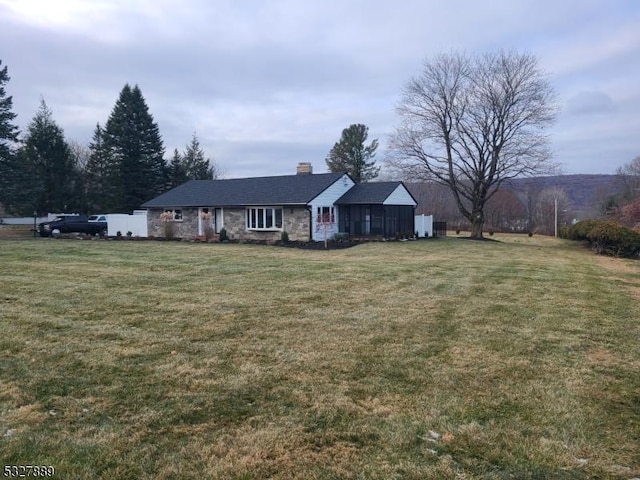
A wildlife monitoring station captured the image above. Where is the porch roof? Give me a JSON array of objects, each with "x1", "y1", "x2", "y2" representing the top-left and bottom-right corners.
[{"x1": 335, "y1": 182, "x2": 416, "y2": 205}]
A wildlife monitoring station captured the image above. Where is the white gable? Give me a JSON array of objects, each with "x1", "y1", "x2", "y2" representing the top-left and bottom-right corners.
[
  {"x1": 383, "y1": 184, "x2": 417, "y2": 206},
  {"x1": 308, "y1": 173, "x2": 354, "y2": 241},
  {"x1": 308, "y1": 174, "x2": 354, "y2": 206}
]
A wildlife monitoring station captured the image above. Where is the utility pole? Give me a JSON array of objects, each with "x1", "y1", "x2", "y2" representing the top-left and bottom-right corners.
[{"x1": 554, "y1": 196, "x2": 558, "y2": 238}]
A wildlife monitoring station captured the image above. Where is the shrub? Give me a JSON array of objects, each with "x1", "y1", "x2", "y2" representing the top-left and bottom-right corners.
[
  {"x1": 219, "y1": 228, "x2": 228, "y2": 242},
  {"x1": 334, "y1": 232, "x2": 349, "y2": 242},
  {"x1": 489, "y1": 231, "x2": 494, "y2": 236},
  {"x1": 164, "y1": 223, "x2": 177, "y2": 240},
  {"x1": 566, "y1": 219, "x2": 600, "y2": 241},
  {"x1": 116, "y1": 231, "x2": 122, "y2": 237},
  {"x1": 566, "y1": 219, "x2": 640, "y2": 258},
  {"x1": 280, "y1": 231, "x2": 289, "y2": 243},
  {"x1": 558, "y1": 226, "x2": 571, "y2": 239},
  {"x1": 528, "y1": 232, "x2": 533, "y2": 237},
  {"x1": 159, "y1": 211, "x2": 177, "y2": 240},
  {"x1": 126, "y1": 231, "x2": 132, "y2": 237},
  {"x1": 203, "y1": 225, "x2": 214, "y2": 241},
  {"x1": 586, "y1": 221, "x2": 640, "y2": 258}
]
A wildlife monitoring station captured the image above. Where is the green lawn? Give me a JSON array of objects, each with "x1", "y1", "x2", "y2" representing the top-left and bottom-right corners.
[{"x1": 0, "y1": 236, "x2": 639, "y2": 479}]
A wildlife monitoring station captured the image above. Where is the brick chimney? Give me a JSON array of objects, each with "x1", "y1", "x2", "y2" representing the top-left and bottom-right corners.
[{"x1": 296, "y1": 162, "x2": 313, "y2": 175}]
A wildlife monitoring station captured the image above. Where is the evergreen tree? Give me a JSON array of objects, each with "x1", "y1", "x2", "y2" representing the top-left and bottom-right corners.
[
  {"x1": 325, "y1": 123, "x2": 379, "y2": 183},
  {"x1": 21, "y1": 99, "x2": 79, "y2": 214},
  {"x1": 182, "y1": 133, "x2": 214, "y2": 180},
  {"x1": 166, "y1": 133, "x2": 221, "y2": 187},
  {"x1": 0, "y1": 60, "x2": 21, "y2": 213},
  {"x1": 103, "y1": 84, "x2": 166, "y2": 212},
  {"x1": 85, "y1": 123, "x2": 115, "y2": 212},
  {"x1": 66, "y1": 140, "x2": 89, "y2": 213},
  {"x1": 167, "y1": 148, "x2": 188, "y2": 188}
]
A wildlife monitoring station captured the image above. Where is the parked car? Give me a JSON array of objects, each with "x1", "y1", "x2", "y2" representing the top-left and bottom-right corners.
[
  {"x1": 88, "y1": 214, "x2": 108, "y2": 222},
  {"x1": 38, "y1": 215, "x2": 107, "y2": 237}
]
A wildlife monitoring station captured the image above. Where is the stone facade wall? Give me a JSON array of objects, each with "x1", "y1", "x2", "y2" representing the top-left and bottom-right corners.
[
  {"x1": 223, "y1": 207, "x2": 311, "y2": 242},
  {"x1": 222, "y1": 208, "x2": 248, "y2": 239},
  {"x1": 147, "y1": 208, "x2": 199, "y2": 239},
  {"x1": 147, "y1": 206, "x2": 312, "y2": 242},
  {"x1": 282, "y1": 207, "x2": 311, "y2": 241}
]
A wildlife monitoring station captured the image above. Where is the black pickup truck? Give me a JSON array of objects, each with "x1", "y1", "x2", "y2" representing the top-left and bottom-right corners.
[{"x1": 38, "y1": 215, "x2": 108, "y2": 237}]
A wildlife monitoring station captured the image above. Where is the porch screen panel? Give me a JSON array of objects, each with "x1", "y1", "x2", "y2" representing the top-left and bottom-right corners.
[
  {"x1": 385, "y1": 205, "x2": 398, "y2": 237},
  {"x1": 371, "y1": 206, "x2": 384, "y2": 235}
]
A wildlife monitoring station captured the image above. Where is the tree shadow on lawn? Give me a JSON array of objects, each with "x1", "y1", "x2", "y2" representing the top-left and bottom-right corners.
[{"x1": 455, "y1": 236, "x2": 501, "y2": 242}]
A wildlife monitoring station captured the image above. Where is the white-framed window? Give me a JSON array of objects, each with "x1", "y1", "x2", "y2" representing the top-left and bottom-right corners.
[
  {"x1": 160, "y1": 209, "x2": 183, "y2": 222},
  {"x1": 246, "y1": 207, "x2": 283, "y2": 230},
  {"x1": 316, "y1": 206, "x2": 335, "y2": 223}
]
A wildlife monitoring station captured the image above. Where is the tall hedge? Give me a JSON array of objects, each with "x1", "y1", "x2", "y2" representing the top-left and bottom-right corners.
[{"x1": 565, "y1": 220, "x2": 640, "y2": 258}]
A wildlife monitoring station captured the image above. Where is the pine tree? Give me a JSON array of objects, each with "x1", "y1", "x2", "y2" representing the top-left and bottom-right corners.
[
  {"x1": 167, "y1": 133, "x2": 221, "y2": 187},
  {"x1": 66, "y1": 140, "x2": 89, "y2": 213},
  {"x1": 103, "y1": 84, "x2": 166, "y2": 212},
  {"x1": 21, "y1": 99, "x2": 79, "y2": 214},
  {"x1": 167, "y1": 148, "x2": 187, "y2": 189},
  {"x1": 85, "y1": 123, "x2": 115, "y2": 212},
  {"x1": 325, "y1": 124, "x2": 379, "y2": 183},
  {"x1": 182, "y1": 133, "x2": 214, "y2": 180},
  {"x1": 183, "y1": 133, "x2": 216, "y2": 180},
  {"x1": 0, "y1": 60, "x2": 21, "y2": 213}
]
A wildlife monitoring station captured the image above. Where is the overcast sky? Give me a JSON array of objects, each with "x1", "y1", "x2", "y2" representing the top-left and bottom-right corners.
[{"x1": 1, "y1": 0, "x2": 638, "y2": 178}]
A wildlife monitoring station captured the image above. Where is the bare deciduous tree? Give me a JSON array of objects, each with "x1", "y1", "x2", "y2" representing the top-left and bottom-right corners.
[
  {"x1": 407, "y1": 181, "x2": 466, "y2": 227},
  {"x1": 389, "y1": 51, "x2": 558, "y2": 238},
  {"x1": 534, "y1": 186, "x2": 570, "y2": 236},
  {"x1": 485, "y1": 189, "x2": 526, "y2": 232},
  {"x1": 616, "y1": 155, "x2": 640, "y2": 202}
]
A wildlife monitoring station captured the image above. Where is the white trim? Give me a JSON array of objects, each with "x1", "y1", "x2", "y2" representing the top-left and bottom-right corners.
[
  {"x1": 162, "y1": 209, "x2": 183, "y2": 222},
  {"x1": 215, "y1": 208, "x2": 224, "y2": 233},
  {"x1": 246, "y1": 206, "x2": 283, "y2": 231},
  {"x1": 308, "y1": 173, "x2": 354, "y2": 241}
]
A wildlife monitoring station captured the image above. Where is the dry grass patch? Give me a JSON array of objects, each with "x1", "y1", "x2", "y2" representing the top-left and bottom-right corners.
[
  {"x1": 0, "y1": 225, "x2": 33, "y2": 239},
  {"x1": 0, "y1": 237, "x2": 639, "y2": 479}
]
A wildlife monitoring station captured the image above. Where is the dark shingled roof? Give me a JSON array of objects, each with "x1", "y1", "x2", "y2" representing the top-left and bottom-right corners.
[
  {"x1": 336, "y1": 182, "x2": 407, "y2": 204},
  {"x1": 141, "y1": 172, "x2": 346, "y2": 208}
]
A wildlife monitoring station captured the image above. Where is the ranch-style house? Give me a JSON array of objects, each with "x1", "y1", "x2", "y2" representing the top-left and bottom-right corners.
[{"x1": 141, "y1": 163, "x2": 417, "y2": 242}]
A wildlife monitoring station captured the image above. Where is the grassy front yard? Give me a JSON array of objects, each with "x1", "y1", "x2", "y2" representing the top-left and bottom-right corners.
[{"x1": 1, "y1": 236, "x2": 639, "y2": 479}]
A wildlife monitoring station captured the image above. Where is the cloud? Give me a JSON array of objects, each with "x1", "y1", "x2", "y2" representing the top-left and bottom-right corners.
[
  {"x1": 1, "y1": 0, "x2": 638, "y2": 177},
  {"x1": 565, "y1": 91, "x2": 616, "y2": 115}
]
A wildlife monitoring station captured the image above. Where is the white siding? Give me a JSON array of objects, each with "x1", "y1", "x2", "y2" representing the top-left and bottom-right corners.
[
  {"x1": 308, "y1": 174, "x2": 354, "y2": 241},
  {"x1": 383, "y1": 185, "x2": 417, "y2": 206}
]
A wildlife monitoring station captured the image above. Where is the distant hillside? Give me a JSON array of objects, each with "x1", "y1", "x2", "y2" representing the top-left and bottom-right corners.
[
  {"x1": 407, "y1": 174, "x2": 626, "y2": 221},
  {"x1": 502, "y1": 174, "x2": 626, "y2": 217}
]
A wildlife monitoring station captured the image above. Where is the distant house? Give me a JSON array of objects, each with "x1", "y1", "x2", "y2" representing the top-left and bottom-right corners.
[{"x1": 141, "y1": 163, "x2": 417, "y2": 241}]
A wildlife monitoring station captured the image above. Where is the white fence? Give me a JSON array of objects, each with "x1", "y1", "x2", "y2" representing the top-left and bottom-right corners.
[
  {"x1": 415, "y1": 214, "x2": 433, "y2": 238},
  {"x1": 107, "y1": 211, "x2": 148, "y2": 237},
  {"x1": 0, "y1": 216, "x2": 49, "y2": 225},
  {"x1": 1, "y1": 213, "x2": 83, "y2": 225}
]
